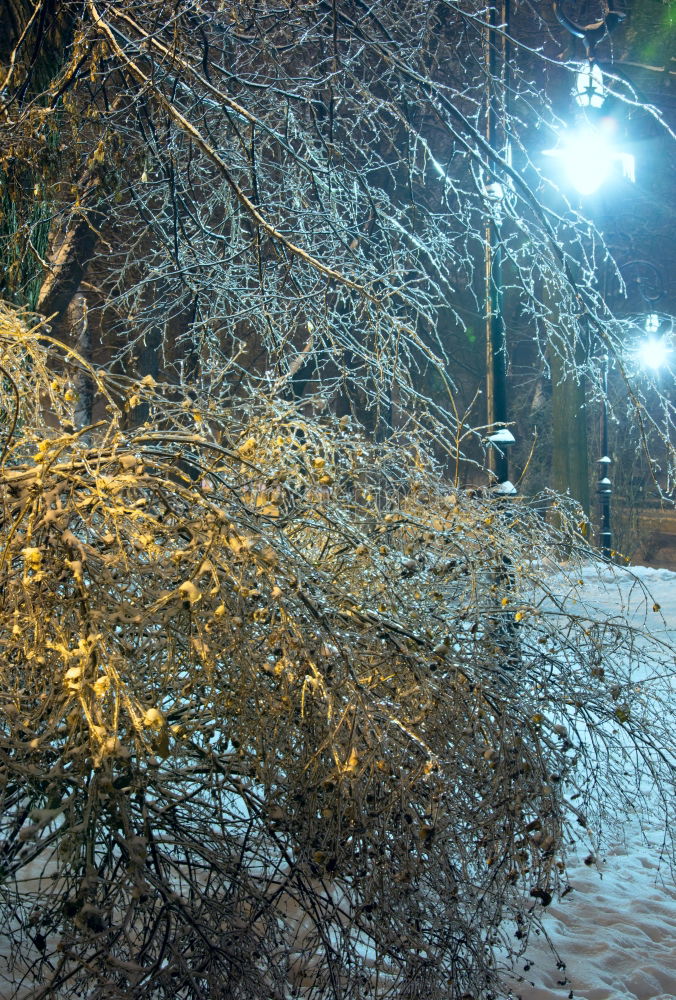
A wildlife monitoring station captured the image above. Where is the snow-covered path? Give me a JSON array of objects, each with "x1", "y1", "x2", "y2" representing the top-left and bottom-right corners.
[{"x1": 509, "y1": 566, "x2": 676, "y2": 1000}]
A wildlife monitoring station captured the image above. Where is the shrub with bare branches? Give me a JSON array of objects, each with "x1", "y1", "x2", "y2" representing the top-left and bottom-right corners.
[{"x1": 0, "y1": 307, "x2": 673, "y2": 999}]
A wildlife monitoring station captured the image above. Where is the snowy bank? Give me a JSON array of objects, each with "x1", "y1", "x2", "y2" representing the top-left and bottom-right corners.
[{"x1": 508, "y1": 566, "x2": 676, "y2": 1000}]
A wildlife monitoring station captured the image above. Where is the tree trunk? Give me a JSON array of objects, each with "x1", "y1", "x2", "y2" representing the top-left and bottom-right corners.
[
  {"x1": 70, "y1": 292, "x2": 94, "y2": 431},
  {"x1": 36, "y1": 169, "x2": 106, "y2": 326}
]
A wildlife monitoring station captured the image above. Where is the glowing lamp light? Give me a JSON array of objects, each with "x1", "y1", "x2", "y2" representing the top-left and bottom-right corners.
[
  {"x1": 636, "y1": 336, "x2": 672, "y2": 371},
  {"x1": 561, "y1": 129, "x2": 612, "y2": 194},
  {"x1": 544, "y1": 121, "x2": 635, "y2": 196}
]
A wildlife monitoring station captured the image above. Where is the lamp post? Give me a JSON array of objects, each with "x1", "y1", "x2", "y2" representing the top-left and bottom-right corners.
[
  {"x1": 596, "y1": 309, "x2": 672, "y2": 560},
  {"x1": 549, "y1": 6, "x2": 671, "y2": 559},
  {"x1": 597, "y1": 365, "x2": 612, "y2": 559},
  {"x1": 544, "y1": 11, "x2": 636, "y2": 558},
  {"x1": 603, "y1": 264, "x2": 670, "y2": 556},
  {"x1": 485, "y1": 0, "x2": 515, "y2": 493}
]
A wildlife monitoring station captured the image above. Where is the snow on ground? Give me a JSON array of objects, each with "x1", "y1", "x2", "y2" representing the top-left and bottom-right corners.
[{"x1": 508, "y1": 565, "x2": 676, "y2": 1000}]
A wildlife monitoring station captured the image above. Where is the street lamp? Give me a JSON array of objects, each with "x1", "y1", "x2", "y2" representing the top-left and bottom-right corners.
[
  {"x1": 597, "y1": 312, "x2": 671, "y2": 560},
  {"x1": 573, "y1": 61, "x2": 606, "y2": 109},
  {"x1": 635, "y1": 314, "x2": 673, "y2": 371},
  {"x1": 617, "y1": 264, "x2": 672, "y2": 372},
  {"x1": 543, "y1": 63, "x2": 635, "y2": 198},
  {"x1": 544, "y1": 13, "x2": 635, "y2": 195},
  {"x1": 637, "y1": 335, "x2": 672, "y2": 371},
  {"x1": 549, "y1": 5, "x2": 672, "y2": 561},
  {"x1": 544, "y1": 15, "x2": 638, "y2": 559},
  {"x1": 548, "y1": 120, "x2": 635, "y2": 196}
]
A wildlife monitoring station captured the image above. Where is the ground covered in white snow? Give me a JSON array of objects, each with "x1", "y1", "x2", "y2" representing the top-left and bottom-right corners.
[{"x1": 508, "y1": 566, "x2": 676, "y2": 1000}]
